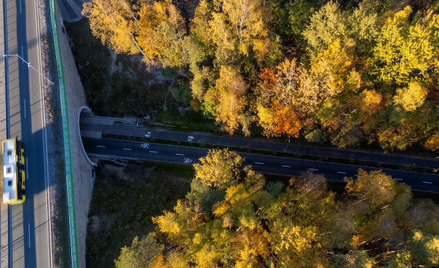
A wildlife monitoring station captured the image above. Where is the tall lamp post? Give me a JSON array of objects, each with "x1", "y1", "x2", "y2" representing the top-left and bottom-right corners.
[{"x1": 3, "y1": 53, "x2": 54, "y2": 85}]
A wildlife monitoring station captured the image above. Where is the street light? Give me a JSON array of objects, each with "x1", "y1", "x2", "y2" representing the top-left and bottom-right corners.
[{"x1": 3, "y1": 54, "x2": 54, "y2": 85}]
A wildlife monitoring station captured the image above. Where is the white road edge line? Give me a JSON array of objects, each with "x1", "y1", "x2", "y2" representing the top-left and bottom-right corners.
[
  {"x1": 28, "y1": 224, "x2": 30, "y2": 248},
  {"x1": 96, "y1": 145, "x2": 106, "y2": 148},
  {"x1": 281, "y1": 165, "x2": 291, "y2": 168},
  {"x1": 309, "y1": 168, "x2": 318, "y2": 171},
  {"x1": 23, "y1": 99, "x2": 26, "y2": 119},
  {"x1": 337, "y1": 171, "x2": 346, "y2": 174},
  {"x1": 255, "y1": 162, "x2": 264, "y2": 165},
  {"x1": 26, "y1": 158, "x2": 28, "y2": 181},
  {"x1": 175, "y1": 153, "x2": 184, "y2": 156},
  {"x1": 423, "y1": 181, "x2": 433, "y2": 184},
  {"x1": 122, "y1": 148, "x2": 132, "y2": 151},
  {"x1": 394, "y1": 178, "x2": 403, "y2": 181},
  {"x1": 149, "y1": 151, "x2": 158, "y2": 154}
]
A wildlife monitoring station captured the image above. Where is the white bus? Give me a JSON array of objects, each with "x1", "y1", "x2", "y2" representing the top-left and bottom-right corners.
[{"x1": 2, "y1": 138, "x2": 26, "y2": 205}]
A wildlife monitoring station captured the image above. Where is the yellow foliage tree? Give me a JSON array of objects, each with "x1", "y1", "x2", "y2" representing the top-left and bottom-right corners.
[
  {"x1": 205, "y1": 66, "x2": 249, "y2": 135},
  {"x1": 194, "y1": 149, "x2": 244, "y2": 190},
  {"x1": 83, "y1": 0, "x2": 143, "y2": 55},
  {"x1": 345, "y1": 169, "x2": 397, "y2": 210},
  {"x1": 210, "y1": 0, "x2": 271, "y2": 64},
  {"x1": 394, "y1": 81, "x2": 429, "y2": 111}
]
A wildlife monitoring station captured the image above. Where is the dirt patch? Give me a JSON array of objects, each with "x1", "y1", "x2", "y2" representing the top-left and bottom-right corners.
[{"x1": 86, "y1": 161, "x2": 193, "y2": 268}]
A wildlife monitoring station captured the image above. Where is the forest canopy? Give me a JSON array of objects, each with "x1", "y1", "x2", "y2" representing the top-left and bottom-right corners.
[
  {"x1": 83, "y1": 0, "x2": 439, "y2": 151},
  {"x1": 115, "y1": 149, "x2": 439, "y2": 268}
]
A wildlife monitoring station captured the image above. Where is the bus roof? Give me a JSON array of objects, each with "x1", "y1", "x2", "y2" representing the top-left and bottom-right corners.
[{"x1": 3, "y1": 139, "x2": 17, "y2": 203}]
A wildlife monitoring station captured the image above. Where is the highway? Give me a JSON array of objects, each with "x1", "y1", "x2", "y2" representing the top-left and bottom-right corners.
[
  {"x1": 82, "y1": 137, "x2": 439, "y2": 193},
  {"x1": 3, "y1": 0, "x2": 51, "y2": 267},
  {"x1": 80, "y1": 114, "x2": 439, "y2": 171}
]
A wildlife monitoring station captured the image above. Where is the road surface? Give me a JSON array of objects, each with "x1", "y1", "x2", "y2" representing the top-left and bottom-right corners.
[
  {"x1": 80, "y1": 114, "x2": 439, "y2": 171},
  {"x1": 11, "y1": 0, "x2": 51, "y2": 267},
  {"x1": 82, "y1": 137, "x2": 439, "y2": 193}
]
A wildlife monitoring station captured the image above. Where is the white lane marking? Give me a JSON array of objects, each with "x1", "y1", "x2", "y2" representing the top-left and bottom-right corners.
[
  {"x1": 97, "y1": 145, "x2": 106, "y2": 148},
  {"x1": 23, "y1": 99, "x2": 26, "y2": 119},
  {"x1": 337, "y1": 171, "x2": 346, "y2": 174},
  {"x1": 175, "y1": 153, "x2": 185, "y2": 156},
  {"x1": 308, "y1": 168, "x2": 319, "y2": 171},
  {"x1": 19, "y1": 0, "x2": 22, "y2": 14},
  {"x1": 282, "y1": 165, "x2": 291, "y2": 168},
  {"x1": 21, "y1": 46, "x2": 24, "y2": 59},
  {"x1": 423, "y1": 181, "x2": 433, "y2": 184},
  {"x1": 25, "y1": 157, "x2": 28, "y2": 181},
  {"x1": 28, "y1": 224, "x2": 31, "y2": 248},
  {"x1": 394, "y1": 178, "x2": 403, "y2": 181},
  {"x1": 255, "y1": 162, "x2": 264, "y2": 165},
  {"x1": 149, "y1": 151, "x2": 158, "y2": 154},
  {"x1": 122, "y1": 148, "x2": 132, "y2": 151}
]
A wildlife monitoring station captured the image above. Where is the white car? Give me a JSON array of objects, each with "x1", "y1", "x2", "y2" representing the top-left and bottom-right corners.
[
  {"x1": 145, "y1": 132, "x2": 152, "y2": 138},
  {"x1": 140, "y1": 143, "x2": 149, "y2": 149},
  {"x1": 187, "y1": 135, "x2": 194, "y2": 142},
  {"x1": 183, "y1": 158, "x2": 193, "y2": 164}
]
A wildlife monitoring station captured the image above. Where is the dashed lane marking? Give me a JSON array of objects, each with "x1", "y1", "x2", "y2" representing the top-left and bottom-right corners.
[
  {"x1": 175, "y1": 153, "x2": 185, "y2": 156},
  {"x1": 123, "y1": 148, "x2": 132, "y2": 151},
  {"x1": 282, "y1": 165, "x2": 291, "y2": 168},
  {"x1": 149, "y1": 151, "x2": 158, "y2": 154},
  {"x1": 255, "y1": 162, "x2": 264, "y2": 165},
  {"x1": 337, "y1": 171, "x2": 346, "y2": 174},
  {"x1": 308, "y1": 168, "x2": 319, "y2": 171},
  {"x1": 97, "y1": 145, "x2": 106, "y2": 148},
  {"x1": 423, "y1": 181, "x2": 433, "y2": 184}
]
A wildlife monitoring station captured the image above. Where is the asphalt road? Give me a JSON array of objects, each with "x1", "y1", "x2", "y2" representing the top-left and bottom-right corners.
[
  {"x1": 83, "y1": 137, "x2": 439, "y2": 193},
  {"x1": 80, "y1": 115, "x2": 439, "y2": 171},
  {"x1": 15, "y1": 0, "x2": 51, "y2": 267}
]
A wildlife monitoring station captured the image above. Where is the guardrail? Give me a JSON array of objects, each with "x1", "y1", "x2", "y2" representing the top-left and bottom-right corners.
[{"x1": 48, "y1": 1, "x2": 79, "y2": 267}]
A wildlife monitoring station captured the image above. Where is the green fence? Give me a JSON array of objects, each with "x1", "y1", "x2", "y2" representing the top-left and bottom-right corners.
[{"x1": 48, "y1": 1, "x2": 79, "y2": 267}]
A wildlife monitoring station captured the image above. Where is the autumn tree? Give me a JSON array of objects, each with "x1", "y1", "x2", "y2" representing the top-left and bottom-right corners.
[
  {"x1": 84, "y1": 0, "x2": 187, "y2": 67},
  {"x1": 303, "y1": 1, "x2": 349, "y2": 59},
  {"x1": 373, "y1": 5, "x2": 439, "y2": 86},
  {"x1": 83, "y1": 0, "x2": 143, "y2": 55},
  {"x1": 209, "y1": 0, "x2": 271, "y2": 65},
  {"x1": 203, "y1": 66, "x2": 250, "y2": 135},
  {"x1": 116, "y1": 150, "x2": 439, "y2": 267},
  {"x1": 193, "y1": 148, "x2": 243, "y2": 190},
  {"x1": 115, "y1": 234, "x2": 165, "y2": 268}
]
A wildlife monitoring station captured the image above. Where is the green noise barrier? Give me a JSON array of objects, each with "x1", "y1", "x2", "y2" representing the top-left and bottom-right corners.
[{"x1": 48, "y1": 0, "x2": 79, "y2": 267}]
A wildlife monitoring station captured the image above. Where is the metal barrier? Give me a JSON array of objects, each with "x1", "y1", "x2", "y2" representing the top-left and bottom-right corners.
[{"x1": 48, "y1": 0, "x2": 79, "y2": 267}]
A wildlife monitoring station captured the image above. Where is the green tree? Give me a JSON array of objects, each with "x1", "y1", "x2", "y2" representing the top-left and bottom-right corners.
[
  {"x1": 115, "y1": 234, "x2": 165, "y2": 268},
  {"x1": 303, "y1": 1, "x2": 348, "y2": 59}
]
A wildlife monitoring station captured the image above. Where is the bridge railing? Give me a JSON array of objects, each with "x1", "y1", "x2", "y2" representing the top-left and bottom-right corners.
[{"x1": 48, "y1": 1, "x2": 79, "y2": 267}]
